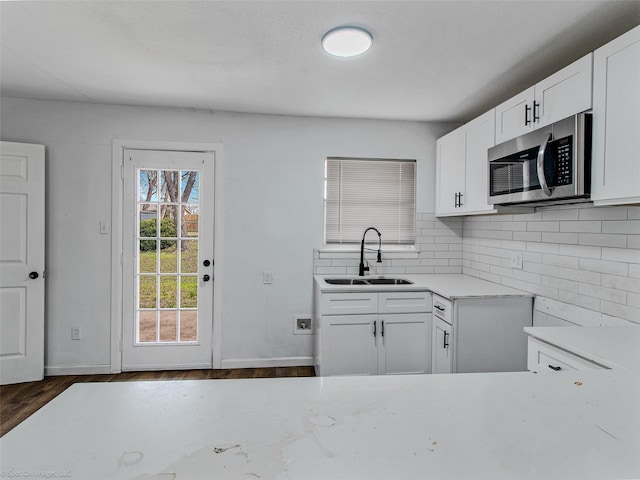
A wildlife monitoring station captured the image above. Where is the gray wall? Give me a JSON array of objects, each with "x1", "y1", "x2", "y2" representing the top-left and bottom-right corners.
[{"x1": 0, "y1": 96, "x2": 453, "y2": 372}]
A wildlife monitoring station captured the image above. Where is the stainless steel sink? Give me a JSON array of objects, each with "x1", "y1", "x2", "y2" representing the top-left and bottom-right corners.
[
  {"x1": 324, "y1": 278, "x2": 369, "y2": 285},
  {"x1": 366, "y1": 278, "x2": 413, "y2": 285},
  {"x1": 324, "y1": 277, "x2": 413, "y2": 285}
]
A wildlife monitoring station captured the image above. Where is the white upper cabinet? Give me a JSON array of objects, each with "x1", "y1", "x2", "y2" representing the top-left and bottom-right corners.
[
  {"x1": 494, "y1": 87, "x2": 535, "y2": 144},
  {"x1": 591, "y1": 25, "x2": 640, "y2": 206},
  {"x1": 495, "y1": 53, "x2": 593, "y2": 144},
  {"x1": 436, "y1": 109, "x2": 497, "y2": 217}
]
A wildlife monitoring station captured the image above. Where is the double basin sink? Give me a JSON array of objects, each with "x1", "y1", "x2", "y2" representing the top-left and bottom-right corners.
[{"x1": 324, "y1": 277, "x2": 413, "y2": 285}]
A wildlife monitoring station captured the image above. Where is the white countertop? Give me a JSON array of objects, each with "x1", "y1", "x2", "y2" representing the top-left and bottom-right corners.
[
  {"x1": 315, "y1": 273, "x2": 533, "y2": 299},
  {"x1": 525, "y1": 326, "x2": 640, "y2": 370},
  {"x1": 1, "y1": 371, "x2": 638, "y2": 479}
]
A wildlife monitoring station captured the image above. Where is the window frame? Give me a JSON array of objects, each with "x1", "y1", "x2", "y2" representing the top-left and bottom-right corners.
[{"x1": 323, "y1": 156, "x2": 417, "y2": 249}]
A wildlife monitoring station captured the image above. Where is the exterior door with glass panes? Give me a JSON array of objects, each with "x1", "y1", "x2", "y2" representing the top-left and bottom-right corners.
[{"x1": 122, "y1": 149, "x2": 214, "y2": 370}]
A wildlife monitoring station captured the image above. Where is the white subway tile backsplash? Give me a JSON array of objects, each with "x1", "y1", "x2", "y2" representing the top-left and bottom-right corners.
[
  {"x1": 577, "y1": 283, "x2": 627, "y2": 304},
  {"x1": 578, "y1": 258, "x2": 628, "y2": 276},
  {"x1": 558, "y1": 244, "x2": 601, "y2": 259},
  {"x1": 315, "y1": 205, "x2": 640, "y2": 323},
  {"x1": 527, "y1": 283, "x2": 559, "y2": 300},
  {"x1": 557, "y1": 267, "x2": 601, "y2": 285},
  {"x1": 542, "y1": 208, "x2": 580, "y2": 220},
  {"x1": 601, "y1": 274, "x2": 640, "y2": 293},
  {"x1": 559, "y1": 291, "x2": 601, "y2": 311},
  {"x1": 600, "y1": 301, "x2": 640, "y2": 323},
  {"x1": 526, "y1": 242, "x2": 559, "y2": 254},
  {"x1": 579, "y1": 206, "x2": 628, "y2": 220},
  {"x1": 602, "y1": 247, "x2": 640, "y2": 264},
  {"x1": 603, "y1": 220, "x2": 640, "y2": 234},
  {"x1": 524, "y1": 262, "x2": 559, "y2": 277},
  {"x1": 541, "y1": 232, "x2": 579, "y2": 244},
  {"x1": 541, "y1": 275, "x2": 579, "y2": 293},
  {"x1": 560, "y1": 221, "x2": 601, "y2": 233},
  {"x1": 513, "y1": 231, "x2": 542, "y2": 242},
  {"x1": 542, "y1": 253, "x2": 579, "y2": 269},
  {"x1": 527, "y1": 221, "x2": 560, "y2": 232},
  {"x1": 501, "y1": 222, "x2": 527, "y2": 231},
  {"x1": 578, "y1": 233, "x2": 627, "y2": 248}
]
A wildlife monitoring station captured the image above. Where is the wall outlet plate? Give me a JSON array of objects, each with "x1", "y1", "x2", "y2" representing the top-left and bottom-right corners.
[
  {"x1": 510, "y1": 251, "x2": 523, "y2": 269},
  {"x1": 71, "y1": 326, "x2": 82, "y2": 340},
  {"x1": 293, "y1": 315, "x2": 312, "y2": 335}
]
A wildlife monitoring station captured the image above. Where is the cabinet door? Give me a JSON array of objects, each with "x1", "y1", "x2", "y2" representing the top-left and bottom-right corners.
[
  {"x1": 495, "y1": 87, "x2": 534, "y2": 144},
  {"x1": 377, "y1": 313, "x2": 431, "y2": 375},
  {"x1": 435, "y1": 128, "x2": 465, "y2": 216},
  {"x1": 460, "y1": 109, "x2": 497, "y2": 215},
  {"x1": 534, "y1": 53, "x2": 592, "y2": 129},
  {"x1": 431, "y1": 317, "x2": 453, "y2": 374},
  {"x1": 322, "y1": 315, "x2": 377, "y2": 376},
  {"x1": 591, "y1": 26, "x2": 640, "y2": 205}
]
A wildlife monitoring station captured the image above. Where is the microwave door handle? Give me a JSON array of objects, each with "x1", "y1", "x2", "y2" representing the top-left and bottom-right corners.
[{"x1": 536, "y1": 132, "x2": 553, "y2": 197}]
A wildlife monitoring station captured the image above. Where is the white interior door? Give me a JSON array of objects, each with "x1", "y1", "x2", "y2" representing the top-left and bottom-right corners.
[
  {"x1": 122, "y1": 149, "x2": 214, "y2": 371},
  {"x1": 0, "y1": 141, "x2": 45, "y2": 385}
]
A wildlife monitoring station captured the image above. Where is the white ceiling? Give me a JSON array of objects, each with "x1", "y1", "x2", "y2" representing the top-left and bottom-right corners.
[{"x1": 1, "y1": 1, "x2": 639, "y2": 122}]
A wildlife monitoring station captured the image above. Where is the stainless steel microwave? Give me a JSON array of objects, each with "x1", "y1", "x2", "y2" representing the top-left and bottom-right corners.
[{"x1": 488, "y1": 113, "x2": 591, "y2": 206}]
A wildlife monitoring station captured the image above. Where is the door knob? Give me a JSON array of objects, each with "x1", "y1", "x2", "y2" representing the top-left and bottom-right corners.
[
  {"x1": 203, "y1": 259, "x2": 211, "y2": 267},
  {"x1": 202, "y1": 274, "x2": 211, "y2": 282},
  {"x1": 29, "y1": 272, "x2": 39, "y2": 280}
]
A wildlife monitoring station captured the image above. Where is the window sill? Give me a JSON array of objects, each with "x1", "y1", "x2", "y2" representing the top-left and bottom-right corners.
[{"x1": 317, "y1": 245, "x2": 420, "y2": 259}]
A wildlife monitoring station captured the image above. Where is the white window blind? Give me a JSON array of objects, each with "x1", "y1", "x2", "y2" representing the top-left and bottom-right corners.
[{"x1": 324, "y1": 157, "x2": 416, "y2": 245}]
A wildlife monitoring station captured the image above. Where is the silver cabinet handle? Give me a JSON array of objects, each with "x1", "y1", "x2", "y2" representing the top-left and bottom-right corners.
[{"x1": 536, "y1": 132, "x2": 553, "y2": 197}]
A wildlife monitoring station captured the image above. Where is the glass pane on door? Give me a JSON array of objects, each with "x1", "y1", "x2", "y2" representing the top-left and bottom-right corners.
[{"x1": 136, "y1": 169, "x2": 201, "y2": 344}]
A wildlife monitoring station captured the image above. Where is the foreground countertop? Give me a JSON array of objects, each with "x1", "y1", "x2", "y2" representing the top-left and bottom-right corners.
[
  {"x1": 315, "y1": 273, "x2": 533, "y2": 299},
  {"x1": 525, "y1": 326, "x2": 640, "y2": 370},
  {"x1": 1, "y1": 371, "x2": 638, "y2": 479}
]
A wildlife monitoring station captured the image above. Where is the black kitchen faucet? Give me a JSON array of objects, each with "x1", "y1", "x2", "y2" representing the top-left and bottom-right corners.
[{"x1": 359, "y1": 227, "x2": 382, "y2": 276}]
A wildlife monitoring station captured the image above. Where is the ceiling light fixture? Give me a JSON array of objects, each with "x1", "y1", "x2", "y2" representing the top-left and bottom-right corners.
[{"x1": 322, "y1": 26, "x2": 373, "y2": 58}]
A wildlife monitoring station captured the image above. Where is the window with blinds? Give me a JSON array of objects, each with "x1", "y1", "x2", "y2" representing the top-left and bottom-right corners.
[{"x1": 324, "y1": 157, "x2": 416, "y2": 245}]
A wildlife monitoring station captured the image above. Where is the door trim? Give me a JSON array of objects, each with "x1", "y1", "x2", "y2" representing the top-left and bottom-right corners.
[{"x1": 111, "y1": 140, "x2": 224, "y2": 373}]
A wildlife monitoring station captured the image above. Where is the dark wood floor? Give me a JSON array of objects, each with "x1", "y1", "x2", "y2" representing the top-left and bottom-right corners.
[{"x1": 0, "y1": 366, "x2": 315, "y2": 437}]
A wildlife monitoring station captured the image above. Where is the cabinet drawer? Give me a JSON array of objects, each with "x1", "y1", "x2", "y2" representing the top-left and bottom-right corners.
[
  {"x1": 379, "y1": 291, "x2": 431, "y2": 314},
  {"x1": 432, "y1": 294, "x2": 452, "y2": 324},
  {"x1": 320, "y1": 292, "x2": 378, "y2": 315},
  {"x1": 527, "y1": 337, "x2": 605, "y2": 373}
]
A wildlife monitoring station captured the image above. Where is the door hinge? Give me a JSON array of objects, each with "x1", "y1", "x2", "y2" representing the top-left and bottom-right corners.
[
  {"x1": 120, "y1": 254, "x2": 124, "y2": 266},
  {"x1": 119, "y1": 339, "x2": 123, "y2": 352},
  {"x1": 121, "y1": 164, "x2": 124, "y2": 179}
]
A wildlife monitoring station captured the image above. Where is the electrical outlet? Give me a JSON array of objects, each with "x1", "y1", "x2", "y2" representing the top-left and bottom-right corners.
[
  {"x1": 71, "y1": 326, "x2": 82, "y2": 340},
  {"x1": 293, "y1": 315, "x2": 312, "y2": 335},
  {"x1": 263, "y1": 271, "x2": 273, "y2": 284},
  {"x1": 100, "y1": 220, "x2": 110, "y2": 234},
  {"x1": 510, "y1": 251, "x2": 523, "y2": 270}
]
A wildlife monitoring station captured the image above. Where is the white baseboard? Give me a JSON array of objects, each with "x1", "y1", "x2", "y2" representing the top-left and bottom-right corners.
[
  {"x1": 220, "y1": 356, "x2": 314, "y2": 369},
  {"x1": 120, "y1": 363, "x2": 212, "y2": 372},
  {"x1": 45, "y1": 365, "x2": 114, "y2": 376}
]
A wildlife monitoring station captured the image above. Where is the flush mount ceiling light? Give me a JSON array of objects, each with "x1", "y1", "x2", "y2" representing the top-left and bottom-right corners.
[{"x1": 322, "y1": 26, "x2": 373, "y2": 57}]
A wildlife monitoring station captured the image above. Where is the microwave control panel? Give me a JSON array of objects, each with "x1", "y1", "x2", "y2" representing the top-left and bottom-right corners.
[{"x1": 553, "y1": 137, "x2": 572, "y2": 186}]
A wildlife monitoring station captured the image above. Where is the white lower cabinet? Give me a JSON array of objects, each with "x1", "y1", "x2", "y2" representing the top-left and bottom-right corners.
[
  {"x1": 527, "y1": 337, "x2": 605, "y2": 373},
  {"x1": 317, "y1": 291, "x2": 432, "y2": 376},
  {"x1": 431, "y1": 294, "x2": 533, "y2": 374},
  {"x1": 432, "y1": 316, "x2": 453, "y2": 374}
]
